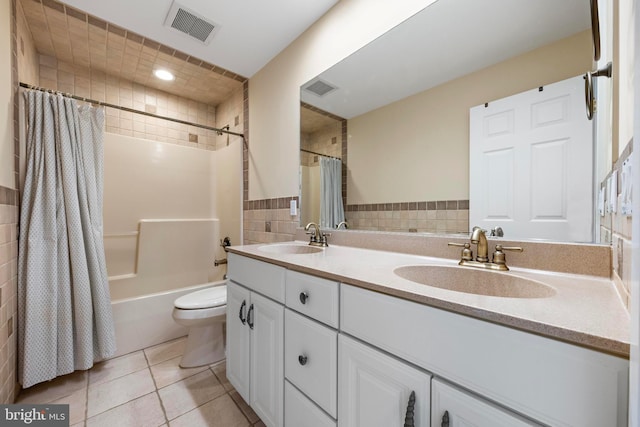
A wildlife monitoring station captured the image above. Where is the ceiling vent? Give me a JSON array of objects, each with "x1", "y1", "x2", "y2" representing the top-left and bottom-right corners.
[
  {"x1": 164, "y1": 1, "x2": 219, "y2": 45},
  {"x1": 303, "y1": 79, "x2": 338, "y2": 97}
]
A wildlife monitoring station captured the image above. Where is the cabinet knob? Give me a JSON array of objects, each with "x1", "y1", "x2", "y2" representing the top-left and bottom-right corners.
[
  {"x1": 403, "y1": 390, "x2": 416, "y2": 427},
  {"x1": 441, "y1": 410, "x2": 450, "y2": 427},
  {"x1": 299, "y1": 292, "x2": 309, "y2": 304},
  {"x1": 238, "y1": 300, "x2": 247, "y2": 325},
  {"x1": 298, "y1": 354, "x2": 308, "y2": 366}
]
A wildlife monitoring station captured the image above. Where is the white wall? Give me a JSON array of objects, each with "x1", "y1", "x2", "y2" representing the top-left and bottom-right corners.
[
  {"x1": 248, "y1": 0, "x2": 436, "y2": 200},
  {"x1": 0, "y1": 1, "x2": 13, "y2": 189}
]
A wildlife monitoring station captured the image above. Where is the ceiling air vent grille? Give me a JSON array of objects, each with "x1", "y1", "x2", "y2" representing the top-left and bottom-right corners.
[
  {"x1": 164, "y1": 1, "x2": 219, "y2": 44},
  {"x1": 304, "y1": 79, "x2": 337, "y2": 97}
]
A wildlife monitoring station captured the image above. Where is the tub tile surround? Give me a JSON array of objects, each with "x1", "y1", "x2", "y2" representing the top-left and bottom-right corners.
[
  {"x1": 229, "y1": 230, "x2": 628, "y2": 357},
  {"x1": 16, "y1": 337, "x2": 264, "y2": 426}
]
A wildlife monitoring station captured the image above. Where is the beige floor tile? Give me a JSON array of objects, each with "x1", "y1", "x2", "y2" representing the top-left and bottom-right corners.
[
  {"x1": 89, "y1": 351, "x2": 148, "y2": 387},
  {"x1": 229, "y1": 390, "x2": 259, "y2": 424},
  {"x1": 17, "y1": 371, "x2": 88, "y2": 404},
  {"x1": 150, "y1": 355, "x2": 208, "y2": 389},
  {"x1": 144, "y1": 337, "x2": 187, "y2": 366},
  {"x1": 51, "y1": 388, "x2": 87, "y2": 425},
  {"x1": 210, "y1": 361, "x2": 233, "y2": 392},
  {"x1": 159, "y1": 370, "x2": 226, "y2": 420},
  {"x1": 87, "y1": 368, "x2": 156, "y2": 418},
  {"x1": 169, "y1": 394, "x2": 250, "y2": 427},
  {"x1": 70, "y1": 423, "x2": 86, "y2": 427},
  {"x1": 86, "y1": 392, "x2": 166, "y2": 427}
]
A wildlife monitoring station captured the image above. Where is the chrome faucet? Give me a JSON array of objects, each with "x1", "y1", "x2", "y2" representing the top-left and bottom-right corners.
[
  {"x1": 305, "y1": 222, "x2": 330, "y2": 247},
  {"x1": 336, "y1": 221, "x2": 349, "y2": 230},
  {"x1": 448, "y1": 226, "x2": 522, "y2": 271}
]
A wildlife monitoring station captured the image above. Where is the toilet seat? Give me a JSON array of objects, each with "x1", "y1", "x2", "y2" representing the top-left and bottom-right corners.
[{"x1": 174, "y1": 285, "x2": 227, "y2": 310}]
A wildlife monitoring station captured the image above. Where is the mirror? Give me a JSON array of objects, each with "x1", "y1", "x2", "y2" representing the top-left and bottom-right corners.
[{"x1": 300, "y1": 0, "x2": 610, "y2": 243}]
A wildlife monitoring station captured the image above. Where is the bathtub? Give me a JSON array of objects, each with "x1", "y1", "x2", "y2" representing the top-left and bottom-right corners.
[{"x1": 110, "y1": 280, "x2": 227, "y2": 357}]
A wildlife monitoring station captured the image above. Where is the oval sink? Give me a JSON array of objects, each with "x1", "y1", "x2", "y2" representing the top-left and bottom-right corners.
[
  {"x1": 258, "y1": 244, "x2": 324, "y2": 255},
  {"x1": 393, "y1": 265, "x2": 556, "y2": 298}
]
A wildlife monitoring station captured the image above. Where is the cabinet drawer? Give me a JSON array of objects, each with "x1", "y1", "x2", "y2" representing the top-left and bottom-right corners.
[
  {"x1": 228, "y1": 253, "x2": 286, "y2": 303},
  {"x1": 285, "y1": 380, "x2": 336, "y2": 427},
  {"x1": 431, "y1": 379, "x2": 539, "y2": 426},
  {"x1": 285, "y1": 309, "x2": 337, "y2": 418},
  {"x1": 285, "y1": 270, "x2": 339, "y2": 327}
]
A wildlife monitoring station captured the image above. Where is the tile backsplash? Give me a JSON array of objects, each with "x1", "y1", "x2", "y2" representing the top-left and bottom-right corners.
[
  {"x1": 601, "y1": 140, "x2": 633, "y2": 309},
  {"x1": 346, "y1": 200, "x2": 470, "y2": 234}
]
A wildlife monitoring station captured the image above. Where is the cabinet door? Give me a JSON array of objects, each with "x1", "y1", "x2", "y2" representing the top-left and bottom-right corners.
[
  {"x1": 431, "y1": 379, "x2": 540, "y2": 427},
  {"x1": 338, "y1": 334, "x2": 431, "y2": 427},
  {"x1": 285, "y1": 380, "x2": 336, "y2": 427},
  {"x1": 250, "y1": 292, "x2": 284, "y2": 427},
  {"x1": 226, "y1": 281, "x2": 251, "y2": 402}
]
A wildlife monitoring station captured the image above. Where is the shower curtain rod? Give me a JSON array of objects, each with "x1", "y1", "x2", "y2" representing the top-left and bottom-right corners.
[
  {"x1": 19, "y1": 82, "x2": 245, "y2": 139},
  {"x1": 300, "y1": 148, "x2": 340, "y2": 161}
]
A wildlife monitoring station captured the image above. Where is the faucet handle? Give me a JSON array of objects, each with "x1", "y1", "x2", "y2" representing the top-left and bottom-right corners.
[
  {"x1": 492, "y1": 244, "x2": 523, "y2": 266},
  {"x1": 448, "y1": 242, "x2": 473, "y2": 261}
]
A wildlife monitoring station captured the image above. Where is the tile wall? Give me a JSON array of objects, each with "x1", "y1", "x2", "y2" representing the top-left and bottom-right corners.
[
  {"x1": 242, "y1": 198, "x2": 300, "y2": 245},
  {"x1": 1, "y1": 0, "x2": 19, "y2": 404},
  {"x1": 346, "y1": 200, "x2": 470, "y2": 234},
  {"x1": 37, "y1": 54, "x2": 231, "y2": 151},
  {"x1": 602, "y1": 140, "x2": 634, "y2": 309},
  {"x1": 0, "y1": 189, "x2": 18, "y2": 404}
]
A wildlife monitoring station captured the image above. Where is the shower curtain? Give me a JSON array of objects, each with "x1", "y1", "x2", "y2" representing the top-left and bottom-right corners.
[
  {"x1": 18, "y1": 90, "x2": 116, "y2": 388},
  {"x1": 319, "y1": 157, "x2": 345, "y2": 229}
]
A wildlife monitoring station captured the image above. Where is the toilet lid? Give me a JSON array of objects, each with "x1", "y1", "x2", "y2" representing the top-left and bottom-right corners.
[{"x1": 174, "y1": 285, "x2": 227, "y2": 309}]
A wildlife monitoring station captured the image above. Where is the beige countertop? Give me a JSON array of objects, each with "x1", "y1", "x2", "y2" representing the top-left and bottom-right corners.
[{"x1": 228, "y1": 241, "x2": 630, "y2": 359}]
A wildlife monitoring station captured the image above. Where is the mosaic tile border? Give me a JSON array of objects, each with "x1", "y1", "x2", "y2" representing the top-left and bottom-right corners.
[{"x1": 244, "y1": 196, "x2": 299, "y2": 211}]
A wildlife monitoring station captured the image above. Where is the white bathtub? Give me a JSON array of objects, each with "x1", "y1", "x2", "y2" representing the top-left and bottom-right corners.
[{"x1": 110, "y1": 280, "x2": 227, "y2": 357}]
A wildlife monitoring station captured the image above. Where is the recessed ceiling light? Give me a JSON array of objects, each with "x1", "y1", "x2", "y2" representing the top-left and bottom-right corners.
[{"x1": 154, "y1": 69, "x2": 175, "y2": 81}]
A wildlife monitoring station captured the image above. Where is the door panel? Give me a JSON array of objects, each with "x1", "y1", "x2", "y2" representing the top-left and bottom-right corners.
[{"x1": 470, "y1": 75, "x2": 593, "y2": 241}]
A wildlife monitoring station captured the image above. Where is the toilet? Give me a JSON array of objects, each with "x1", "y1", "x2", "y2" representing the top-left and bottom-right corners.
[{"x1": 172, "y1": 284, "x2": 227, "y2": 368}]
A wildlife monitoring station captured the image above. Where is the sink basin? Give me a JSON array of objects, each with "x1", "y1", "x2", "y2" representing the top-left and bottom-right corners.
[
  {"x1": 258, "y1": 244, "x2": 324, "y2": 255},
  {"x1": 393, "y1": 265, "x2": 556, "y2": 298}
]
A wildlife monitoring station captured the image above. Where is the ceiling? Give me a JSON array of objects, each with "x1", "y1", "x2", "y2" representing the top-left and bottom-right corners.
[
  {"x1": 57, "y1": 0, "x2": 339, "y2": 78},
  {"x1": 301, "y1": 0, "x2": 591, "y2": 119},
  {"x1": 20, "y1": 0, "x2": 337, "y2": 106}
]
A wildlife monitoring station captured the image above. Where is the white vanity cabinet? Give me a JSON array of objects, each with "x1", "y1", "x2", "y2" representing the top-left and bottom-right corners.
[
  {"x1": 340, "y1": 284, "x2": 629, "y2": 427},
  {"x1": 226, "y1": 254, "x2": 286, "y2": 427},
  {"x1": 338, "y1": 334, "x2": 431, "y2": 427}
]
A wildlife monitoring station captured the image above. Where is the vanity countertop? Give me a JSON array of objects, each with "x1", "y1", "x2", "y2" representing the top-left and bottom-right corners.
[{"x1": 227, "y1": 241, "x2": 630, "y2": 358}]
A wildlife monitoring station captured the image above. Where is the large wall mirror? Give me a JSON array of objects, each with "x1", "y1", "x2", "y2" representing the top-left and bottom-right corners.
[{"x1": 300, "y1": 0, "x2": 612, "y2": 244}]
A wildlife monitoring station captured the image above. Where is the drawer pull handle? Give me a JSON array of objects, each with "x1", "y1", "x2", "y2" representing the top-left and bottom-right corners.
[
  {"x1": 441, "y1": 410, "x2": 450, "y2": 427},
  {"x1": 298, "y1": 355, "x2": 308, "y2": 366},
  {"x1": 299, "y1": 292, "x2": 309, "y2": 304},
  {"x1": 247, "y1": 304, "x2": 254, "y2": 329},
  {"x1": 403, "y1": 390, "x2": 416, "y2": 427},
  {"x1": 238, "y1": 300, "x2": 247, "y2": 325}
]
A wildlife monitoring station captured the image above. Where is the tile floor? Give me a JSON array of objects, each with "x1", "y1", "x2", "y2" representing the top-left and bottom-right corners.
[{"x1": 16, "y1": 337, "x2": 265, "y2": 427}]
